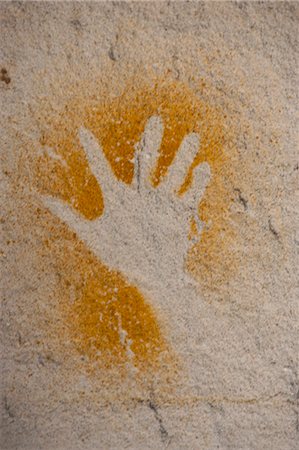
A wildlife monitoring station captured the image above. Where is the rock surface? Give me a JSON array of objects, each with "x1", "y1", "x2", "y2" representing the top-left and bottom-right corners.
[{"x1": 1, "y1": 2, "x2": 298, "y2": 449}]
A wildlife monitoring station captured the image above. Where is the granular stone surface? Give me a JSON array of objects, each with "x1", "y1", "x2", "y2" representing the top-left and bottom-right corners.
[{"x1": 1, "y1": 2, "x2": 298, "y2": 449}]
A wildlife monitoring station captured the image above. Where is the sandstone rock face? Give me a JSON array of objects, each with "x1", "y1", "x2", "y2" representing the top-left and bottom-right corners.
[{"x1": 1, "y1": 2, "x2": 298, "y2": 449}]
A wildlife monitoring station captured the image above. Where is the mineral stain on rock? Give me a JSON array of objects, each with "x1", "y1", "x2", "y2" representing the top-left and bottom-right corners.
[
  {"x1": 1, "y1": 67, "x2": 11, "y2": 84},
  {"x1": 30, "y1": 75, "x2": 238, "y2": 375}
]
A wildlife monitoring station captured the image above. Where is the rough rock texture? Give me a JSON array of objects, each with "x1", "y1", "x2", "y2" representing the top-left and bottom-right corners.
[{"x1": 1, "y1": 2, "x2": 298, "y2": 449}]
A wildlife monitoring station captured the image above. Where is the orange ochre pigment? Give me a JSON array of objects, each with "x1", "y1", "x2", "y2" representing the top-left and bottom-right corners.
[{"x1": 33, "y1": 77, "x2": 237, "y2": 373}]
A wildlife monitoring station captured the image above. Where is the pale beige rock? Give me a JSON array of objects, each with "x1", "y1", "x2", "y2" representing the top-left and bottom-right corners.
[{"x1": 1, "y1": 2, "x2": 298, "y2": 449}]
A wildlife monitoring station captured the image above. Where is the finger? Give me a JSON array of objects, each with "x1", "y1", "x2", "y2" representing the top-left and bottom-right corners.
[
  {"x1": 78, "y1": 126, "x2": 117, "y2": 198},
  {"x1": 133, "y1": 115, "x2": 163, "y2": 191},
  {"x1": 183, "y1": 162, "x2": 211, "y2": 209},
  {"x1": 162, "y1": 132, "x2": 200, "y2": 194},
  {"x1": 42, "y1": 195, "x2": 91, "y2": 236}
]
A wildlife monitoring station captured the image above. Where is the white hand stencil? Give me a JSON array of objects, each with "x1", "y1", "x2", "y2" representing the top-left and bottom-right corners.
[{"x1": 43, "y1": 116, "x2": 210, "y2": 292}]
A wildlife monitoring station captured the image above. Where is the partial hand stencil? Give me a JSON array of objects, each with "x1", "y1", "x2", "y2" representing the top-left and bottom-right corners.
[{"x1": 43, "y1": 116, "x2": 210, "y2": 290}]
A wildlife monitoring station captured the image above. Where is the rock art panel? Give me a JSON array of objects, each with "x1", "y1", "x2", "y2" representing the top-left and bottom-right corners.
[{"x1": 28, "y1": 77, "x2": 239, "y2": 378}]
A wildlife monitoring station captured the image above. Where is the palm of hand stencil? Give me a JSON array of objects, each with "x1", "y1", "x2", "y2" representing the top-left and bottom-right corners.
[{"x1": 43, "y1": 116, "x2": 210, "y2": 292}]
